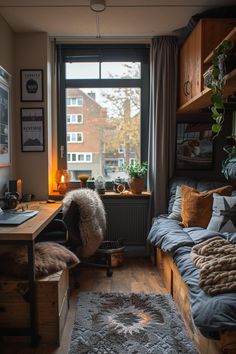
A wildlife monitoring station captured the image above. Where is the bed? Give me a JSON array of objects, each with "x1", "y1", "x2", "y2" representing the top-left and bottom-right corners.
[{"x1": 147, "y1": 177, "x2": 236, "y2": 354}]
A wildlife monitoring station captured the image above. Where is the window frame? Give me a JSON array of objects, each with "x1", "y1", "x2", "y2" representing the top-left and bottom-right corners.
[{"x1": 57, "y1": 44, "x2": 149, "y2": 172}]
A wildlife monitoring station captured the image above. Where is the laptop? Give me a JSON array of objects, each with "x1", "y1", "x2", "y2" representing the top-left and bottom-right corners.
[{"x1": 0, "y1": 210, "x2": 39, "y2": 225}]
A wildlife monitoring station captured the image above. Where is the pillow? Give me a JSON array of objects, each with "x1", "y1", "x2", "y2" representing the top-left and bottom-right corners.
[
  {"x1": 0, "y1": 242, "x2": 80, "y2": 279},
  {"x1": 168, "y1": 185, "x2": 182, "y2": 221},
  {"x1": 181, "y1": 185, "x2": 233, "y2": 228},
  {"x1": 207, "y1": 193, "x2": 236, "y2": 232}
]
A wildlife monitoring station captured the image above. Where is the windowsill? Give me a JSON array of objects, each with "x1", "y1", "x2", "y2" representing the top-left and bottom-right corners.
[{"x1": 49, "y1": 190, "x2": 151, "y2": 200}]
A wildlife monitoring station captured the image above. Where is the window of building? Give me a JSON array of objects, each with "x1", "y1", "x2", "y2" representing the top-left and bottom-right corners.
[
  {"x1": 118, "y1": 144, "x2": 125, "y2": 154},
  {"x1": 67, "y1": 114, "x2": 83, "y2": 124},
  {"x1": 57, "y1": 44, "x2": 149, "y2": 181},
  {"x1": 67, "y1": 132, "x2": 83, "y2": 143},
  {"x1": 66, "y1": 97, "x2": 83, "y2": 106},
  {"x1": 67, "y1": 152, "x2": 92, "y2": 163}
]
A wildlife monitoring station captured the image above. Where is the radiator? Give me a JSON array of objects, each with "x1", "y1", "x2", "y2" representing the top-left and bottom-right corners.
[{"x1": 102, "y1": 197, "x2": 151, "y2": 245}]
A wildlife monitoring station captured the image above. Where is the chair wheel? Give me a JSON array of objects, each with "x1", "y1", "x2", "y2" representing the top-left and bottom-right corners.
[{"x1": 107, "y1": 268, "x2": 113, "y2": 277}]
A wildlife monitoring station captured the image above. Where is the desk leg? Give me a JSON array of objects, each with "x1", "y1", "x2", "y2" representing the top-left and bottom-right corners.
[{"x1": 27, "y1": 241, "x2": 40, "y2": 346}]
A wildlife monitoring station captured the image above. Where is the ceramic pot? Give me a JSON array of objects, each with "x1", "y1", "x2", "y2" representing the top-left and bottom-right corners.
[{"x1": 129, "y1": 177, "x2": 144, "y2": 194}]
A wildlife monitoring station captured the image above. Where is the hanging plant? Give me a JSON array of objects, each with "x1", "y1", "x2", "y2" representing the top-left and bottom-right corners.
[{"x1": 209, "y1": 39, "x2": 234, "y2": 136}]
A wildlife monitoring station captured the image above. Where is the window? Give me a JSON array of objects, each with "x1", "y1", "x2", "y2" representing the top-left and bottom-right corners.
[
  {"x1": 67, "y1": 114, "x2": 83, "y2": 124},
  {"x1": 57, "y1": 45, "x2": 149, "y2": 181},
  {"x1": 66, "y1": 97, "x2": 83, "y2": 106},
  {"x1": 67, "y1": 132, "x2": 83, "y2": 143},
  {"x1": 118, "y1": 144, "x2": 125, "y2": 154},
  {"x1": 67, "y1": 152, "x2": 92, "y2": 163}
]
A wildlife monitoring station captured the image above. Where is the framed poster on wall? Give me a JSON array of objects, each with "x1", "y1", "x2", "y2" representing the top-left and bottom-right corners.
[
  {"x1": 0, "y1": 66, "x2": 11, "y2": 166},
  {"x1": 20, "y1": 69, "x2": 43, "y2": 102},
  {"x1": 21, "y1": 108, "x2": 44, "y2": 152},
  {"x1": 176, "y1": 122, "x2": 213, "y2": 170}
]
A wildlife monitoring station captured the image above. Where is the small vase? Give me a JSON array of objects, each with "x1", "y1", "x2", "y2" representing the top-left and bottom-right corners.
[{"x1": 129, "y1": 178, "x2": 144, "y2": 194}]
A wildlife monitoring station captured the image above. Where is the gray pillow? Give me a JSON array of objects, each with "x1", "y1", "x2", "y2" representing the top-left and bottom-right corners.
[
  {"x1": 168, "y1": 185, "x2": 182, "y2": 221},
  {"x1": 207, "y1": 193, "x2": 236, "y2": 232}
]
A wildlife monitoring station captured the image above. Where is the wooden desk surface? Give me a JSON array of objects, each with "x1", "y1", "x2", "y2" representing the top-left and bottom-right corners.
[{"x1": 0, "y1": 201, "x2": 62, "y2": 241}]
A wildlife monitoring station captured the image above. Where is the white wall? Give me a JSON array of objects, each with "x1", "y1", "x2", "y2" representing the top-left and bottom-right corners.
[
  {"x1": 15, "y1": 32, "x2": 50, "y2": 200},
  {"x1": 0, "y1": 15, "x2": 15, "y2": 196}
]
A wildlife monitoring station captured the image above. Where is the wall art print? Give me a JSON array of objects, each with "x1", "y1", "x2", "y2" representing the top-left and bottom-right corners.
[
  {"x1": 0, "y1": 66, "x2": 11, "y2": 166},
  {"x1": 21, "y1": 108, "x2": 44, "y2": 152},
  {"x1": 176, "y1": 122, "x2": 213, "y2": 170},
  {"x1": 20, "y1": 69, "x2": 43, "y2": 102}
]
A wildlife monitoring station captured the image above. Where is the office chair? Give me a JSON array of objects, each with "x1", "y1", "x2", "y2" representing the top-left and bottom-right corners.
[{"x1": 37, "y1": 189, "x2": 113, "y2": 280}]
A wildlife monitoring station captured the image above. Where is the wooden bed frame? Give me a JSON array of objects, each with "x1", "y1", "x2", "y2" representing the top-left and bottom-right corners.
[{"x1": 155, "y1": 248, "x2": 236, "y2": 354}]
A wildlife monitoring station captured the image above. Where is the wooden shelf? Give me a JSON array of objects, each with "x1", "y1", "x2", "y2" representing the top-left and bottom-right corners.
[
  {"x1": 204, "y1": 26, "x2": 236, "y2": 64},
  {"x1": 177, "y1": 68, "x2": 236, "y2": 114}
]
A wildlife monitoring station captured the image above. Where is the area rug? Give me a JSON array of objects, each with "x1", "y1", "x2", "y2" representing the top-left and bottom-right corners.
[{"x1": 69, "y1": 292, "x2": 198, "y2": 354}]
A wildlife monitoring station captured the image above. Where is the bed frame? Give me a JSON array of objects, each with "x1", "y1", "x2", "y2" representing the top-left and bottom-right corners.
[{"x1": 155, "y1": 248, "x2": 236, "y2": 354}]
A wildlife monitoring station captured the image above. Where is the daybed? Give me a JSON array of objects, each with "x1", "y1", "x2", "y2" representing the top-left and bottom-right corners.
[{"x1": 147, "y1": 177, "x2": 236, "y2": 354}]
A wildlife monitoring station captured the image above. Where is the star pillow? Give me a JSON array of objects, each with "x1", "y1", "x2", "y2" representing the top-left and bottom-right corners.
[{"x1": 207, "y1": 193, "x2": 236, "y2": 232}]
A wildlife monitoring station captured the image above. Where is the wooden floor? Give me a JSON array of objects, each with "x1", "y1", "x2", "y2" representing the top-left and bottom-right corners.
[{"x1": 0, "y1": 256, "x2": 167, "y2": 354}]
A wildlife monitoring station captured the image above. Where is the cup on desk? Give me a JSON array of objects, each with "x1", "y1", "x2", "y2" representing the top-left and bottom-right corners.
[{"x1": 22, "y1": 194, "x2": 32, "y2": 202}]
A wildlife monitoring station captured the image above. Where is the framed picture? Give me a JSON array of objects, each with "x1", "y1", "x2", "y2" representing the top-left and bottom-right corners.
[
  {"x1": 176, "y1": 122, "x2": 213, "y2": 170},
  {"x1": 21, "y1": 108, "x2": 44, "y2": 152},
  {"x1": 20, "y1": 69, "x2": 43, "y2": 102},
  {"x1": 0, "y1": 66, "x2": 11, "y2": 166}
]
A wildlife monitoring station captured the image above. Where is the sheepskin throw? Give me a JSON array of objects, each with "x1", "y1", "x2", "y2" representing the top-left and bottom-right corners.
[
  {"x1": 63, "y1": 189, "x2": 106, "y2": 258},
  {"x1": 191, "y1": 236, "x2": 236, "y2": 295}
]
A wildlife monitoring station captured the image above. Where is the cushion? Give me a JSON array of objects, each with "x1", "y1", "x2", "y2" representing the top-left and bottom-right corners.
[
  {"x1": 207, "y1": 193, "x2": 236, "y2": 232},
  {"x1": 168, "y1": 185, "x2": 182, "y2": 221},
  {"x1": 0, "y1": 242, "x2": 80, "y2": 279},
  {"x1": 181, "y1": 185, "x2": 233, "y2": 228}
]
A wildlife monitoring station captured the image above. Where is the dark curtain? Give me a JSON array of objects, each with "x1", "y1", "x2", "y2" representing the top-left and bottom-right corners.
[{"x1": 148, "y1": 36, "x2": 178, "y2": 216}]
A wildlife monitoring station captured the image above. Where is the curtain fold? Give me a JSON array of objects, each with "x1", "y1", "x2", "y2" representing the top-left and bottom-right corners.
[{"x1": 148, "y1": 36, "x2": 178, "y2": 216}]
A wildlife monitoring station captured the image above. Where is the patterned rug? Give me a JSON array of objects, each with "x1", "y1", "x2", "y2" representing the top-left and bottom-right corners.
[{"x1": 69, "y1": 292, "x2": 198, "y2": 354}]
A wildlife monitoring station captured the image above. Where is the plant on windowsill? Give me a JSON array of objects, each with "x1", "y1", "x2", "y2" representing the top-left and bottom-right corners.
[
  {"x1": 124, "y1": 161, "x2": 148, "y2": 194},
  {"x1": 209, "y1": 39, "x2": 234, "y2": 136}
]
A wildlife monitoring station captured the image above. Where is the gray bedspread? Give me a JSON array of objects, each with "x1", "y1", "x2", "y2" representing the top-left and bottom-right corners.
[{"x1": 147, "y1": 216, "x2": 236, "y2": 339}]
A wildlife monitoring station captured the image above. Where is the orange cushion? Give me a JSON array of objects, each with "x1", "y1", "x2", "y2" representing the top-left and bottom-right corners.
[{"x1": 181, "y1": 185, "x2": 233, "y2": 228}]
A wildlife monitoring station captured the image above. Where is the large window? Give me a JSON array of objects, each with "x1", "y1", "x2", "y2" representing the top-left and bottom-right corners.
[{"x1": 57, "y1": 45, "x2": 149, "y2": 181}]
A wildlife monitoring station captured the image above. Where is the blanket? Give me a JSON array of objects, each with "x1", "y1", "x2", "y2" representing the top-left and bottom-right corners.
[
  {"x1": 191, "y1": 236, "x2": 236, "y2": 295},
  {"x1": 63, "y1": 189, "x2": 106, "y2": 258}
]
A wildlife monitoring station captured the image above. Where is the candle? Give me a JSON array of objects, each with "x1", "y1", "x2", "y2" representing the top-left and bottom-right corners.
[
  {"x1": 61, "y1": 175, "x2": 65, "y2": 183},
  {"x1": 232, "y1": 111, "x2": 236, "y2": 137}
]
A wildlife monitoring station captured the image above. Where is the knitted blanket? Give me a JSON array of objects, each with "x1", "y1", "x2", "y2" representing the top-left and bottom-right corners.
[
  {"x1": 191, "y1": 236, "x2": 236, "y2": 296},
  {"x1": 63, "y1": 189, "x2": 106, "y2": 258}
]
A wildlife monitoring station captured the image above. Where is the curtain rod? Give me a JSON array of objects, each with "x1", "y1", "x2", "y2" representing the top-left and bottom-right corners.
[{"x1": 50, "y1": 36, "x2": 152, "y2": 44}]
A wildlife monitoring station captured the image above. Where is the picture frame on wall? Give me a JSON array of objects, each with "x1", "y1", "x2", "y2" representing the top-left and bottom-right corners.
[
  {"x1": 0, "y1": 66, "x2": 11, "y2": 166},
  {"x1": 20, "y1": 69, "x2": 43, "y2": 102},
  {"x1": 176, "y1": 122, "x2": 214, "y2": 170},
  {"x1": 21, "y1": 108, "x2": 44, "y2": 152}
]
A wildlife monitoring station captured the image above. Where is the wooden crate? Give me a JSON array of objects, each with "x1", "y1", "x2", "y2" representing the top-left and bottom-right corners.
[{"x1": 0, "y1": 268, "x2": 69, "y2": 345}]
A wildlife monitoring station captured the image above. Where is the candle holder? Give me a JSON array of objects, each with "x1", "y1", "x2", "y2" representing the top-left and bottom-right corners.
[{"x1": 55, "y1": 169, "x2": 70, "y2": 195}]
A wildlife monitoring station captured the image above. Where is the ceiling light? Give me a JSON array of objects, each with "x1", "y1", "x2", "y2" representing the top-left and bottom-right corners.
[{"x1": 90, "y1": 0, "x2": 106, "y2": 12}]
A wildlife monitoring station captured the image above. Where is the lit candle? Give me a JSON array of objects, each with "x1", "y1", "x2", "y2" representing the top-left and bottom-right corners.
[
  {"x1": 61, "y1": 175, "x2": 65, "y2": 183},
  {"x1": 232, "y1": 111, "x2": 236, "y2": 137}
]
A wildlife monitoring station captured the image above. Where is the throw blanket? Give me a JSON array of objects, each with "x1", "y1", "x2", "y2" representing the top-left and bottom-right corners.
[
  {"x1": 63, "y1": 189, "x2": 106, "y2": 258},
  {"x1": 191, "y1": 236, "x2": 236, "y2": 296}
]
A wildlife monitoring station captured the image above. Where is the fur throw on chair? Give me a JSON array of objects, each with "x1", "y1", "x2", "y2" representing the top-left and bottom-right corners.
[{"x1": 62, "y1": 189, "x2": 106, "y2": 258}]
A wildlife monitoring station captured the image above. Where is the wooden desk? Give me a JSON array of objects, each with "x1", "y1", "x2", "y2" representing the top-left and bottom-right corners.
[{"x1": 0, "y1": 201, "x2": 62, "y2": 345}]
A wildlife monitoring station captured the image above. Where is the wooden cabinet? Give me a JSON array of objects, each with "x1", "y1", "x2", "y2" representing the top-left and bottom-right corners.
[{"x1": 178, "y1": 19, "x2": 236, "y2": 111}]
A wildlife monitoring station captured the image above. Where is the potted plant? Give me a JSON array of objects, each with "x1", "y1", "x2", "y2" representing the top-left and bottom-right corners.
[{"x1": 124, "y1": 161, "x2": 148, "y2": 194}]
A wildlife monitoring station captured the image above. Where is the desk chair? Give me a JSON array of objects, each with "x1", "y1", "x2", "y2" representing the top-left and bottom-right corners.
[{"x1": 37, "y1": 190, "x2": 113, "y2": 282}]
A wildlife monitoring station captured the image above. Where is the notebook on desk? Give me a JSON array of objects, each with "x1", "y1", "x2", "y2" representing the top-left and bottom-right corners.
[{"x1": 0, "y1": 210, "x2": 39, "y2": 225}]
